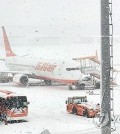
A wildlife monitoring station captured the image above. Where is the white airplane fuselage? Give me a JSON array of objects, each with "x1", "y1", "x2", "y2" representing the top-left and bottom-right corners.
[{"x1": 5, "y1": 56, "x2": 82, "y2": 84}]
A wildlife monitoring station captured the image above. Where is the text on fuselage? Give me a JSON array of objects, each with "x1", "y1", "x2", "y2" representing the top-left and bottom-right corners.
[{"x1": 35, "y1": 62, "x2": 57, "y2": 72}]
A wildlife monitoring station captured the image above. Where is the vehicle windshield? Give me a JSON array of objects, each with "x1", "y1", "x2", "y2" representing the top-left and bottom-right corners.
[
  {"x1": 82, "y1": 76, "x2": 91, "y2": 81},
  {"x1": 73, "y1": 97, "x2": 87, "y2": 103},
  {"x1": 6, "y1": 96, "x2": 28, "y2": 110}
]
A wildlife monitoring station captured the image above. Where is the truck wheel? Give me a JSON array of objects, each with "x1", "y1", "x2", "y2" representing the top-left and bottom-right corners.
[
  {"x1": 95, "y1": 83, "x2": 100, "y2": 89},
  {"x1": 72, "y1": 108, "x2": 77, "y2": 115},
  {"x1": 83, "y1": 109, "x2": 89, "y2": 118},
  {"x1": 79, "y1": 84, "x2": 85, "y2": 90}
]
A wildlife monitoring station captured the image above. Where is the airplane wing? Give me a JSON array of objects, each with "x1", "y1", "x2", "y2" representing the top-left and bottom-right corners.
[
  {"x1": 73, "y1": 56, "x2": 100, "y2": 64},
  {"x1": 73, "y1": 50, "x2": 100, "y2": 64},
  {"x1": 0, "y1": 70, "x2": 35, "y2": 78}
]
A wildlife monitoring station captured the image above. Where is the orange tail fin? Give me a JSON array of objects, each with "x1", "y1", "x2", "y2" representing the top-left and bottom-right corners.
[{"x1": 2, "y1": 26, "x2": 16, "y2": 57}]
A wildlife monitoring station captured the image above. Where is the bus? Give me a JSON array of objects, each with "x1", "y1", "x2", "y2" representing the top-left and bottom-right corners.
[{"x1": 0, "y1": 89, "x2": 29, "y2": 122}]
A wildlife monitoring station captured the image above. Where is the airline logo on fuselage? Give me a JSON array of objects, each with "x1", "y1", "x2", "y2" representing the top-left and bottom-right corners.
[{"x1": 35, "y1": 62, "x2": 57, "y2": 72}]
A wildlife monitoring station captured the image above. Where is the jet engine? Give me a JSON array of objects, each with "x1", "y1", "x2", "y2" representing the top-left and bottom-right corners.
[{"x1": 13, "y1": 74, "x2": 29, "y2": 86}]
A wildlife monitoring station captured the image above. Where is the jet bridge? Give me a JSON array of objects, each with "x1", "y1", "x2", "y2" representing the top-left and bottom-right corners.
[
  {"x1": 73, "y1": 53, "x2": 118, "y2": 86},
  {"x1": 73, "y1": 54, "x2": 100, "y2": 77}
]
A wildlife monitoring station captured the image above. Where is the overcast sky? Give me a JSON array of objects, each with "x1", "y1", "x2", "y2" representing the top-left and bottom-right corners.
[
  {"x1": 0, "y1": 0, "x2": 120, "y2": 38},
  {"x1": 0, "y1": 0, "x2": 120, "y2": 63},
  {"x1": 0, "y1": 0, "x2": 100, "y2": 25},
  {"x1": 0, "y1": 0, "x2": 100, "y2": 38}
]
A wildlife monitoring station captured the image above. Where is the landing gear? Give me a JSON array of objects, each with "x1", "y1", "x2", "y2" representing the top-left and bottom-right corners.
[
  {"x1": 44, "y1": 80, "x2": 52, "y2": 85},
  {"x1": 68, "y1": 85, "x2": 73, "y2": 90}
]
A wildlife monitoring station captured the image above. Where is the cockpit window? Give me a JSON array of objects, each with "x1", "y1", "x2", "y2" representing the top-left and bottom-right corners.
[{"x1": 66, "y1": 67, "x2": 80, "y2": 71}]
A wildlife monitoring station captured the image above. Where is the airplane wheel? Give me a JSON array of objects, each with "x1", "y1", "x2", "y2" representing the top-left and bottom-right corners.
[
  {"x1": 44, "y1": 80, "x2": 52, "y2": 85},
  {"x1": 69, "y1": 85, "x2": 73, "y2": 90}
]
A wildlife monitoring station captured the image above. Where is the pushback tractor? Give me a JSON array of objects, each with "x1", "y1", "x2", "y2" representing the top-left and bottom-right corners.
[{"x1": 66, "y1": 96, "x2": 100, "y2": 118}]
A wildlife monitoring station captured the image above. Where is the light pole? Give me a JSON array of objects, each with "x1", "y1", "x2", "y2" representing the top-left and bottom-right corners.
[{"x1": 101, "y1": 0, "x2": 111, "y2": 134}]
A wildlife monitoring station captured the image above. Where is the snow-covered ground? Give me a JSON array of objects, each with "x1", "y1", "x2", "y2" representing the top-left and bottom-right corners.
[
  {"x1": 0, "y1": 82, "x2": 120, "y2": 134},
  {"x1": 0, "y1": 0, "x2": 120, "y2": 133},
  {"x1": 0, "y1": 37, "x2": 120, "y2": 133}
]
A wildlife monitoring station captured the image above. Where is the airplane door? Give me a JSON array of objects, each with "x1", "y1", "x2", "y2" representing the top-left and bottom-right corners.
[{"x1": 58, "y1": 62, "x2": 64, "y2": 78}]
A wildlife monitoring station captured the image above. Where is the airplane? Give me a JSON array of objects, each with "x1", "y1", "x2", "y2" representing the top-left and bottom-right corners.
[{"x1": 1, "y1": 26, "x2": 83, "y2": 87}]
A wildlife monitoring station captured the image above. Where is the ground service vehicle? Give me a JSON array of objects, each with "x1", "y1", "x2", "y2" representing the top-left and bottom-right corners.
[
  {"x1": 0, "y1": 89, "x2": 29, "y2": 122},
  {"x1": 69, "y1": 75, "x2": 100, "y2": 90},
  {"x1": 66, "y1": 96, "x2": 100, "y2": 118}
]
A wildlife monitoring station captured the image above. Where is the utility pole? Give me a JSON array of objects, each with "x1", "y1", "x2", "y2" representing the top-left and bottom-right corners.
[{"x1": 101, "y1": 0, "x2": 111, "y2": 134}]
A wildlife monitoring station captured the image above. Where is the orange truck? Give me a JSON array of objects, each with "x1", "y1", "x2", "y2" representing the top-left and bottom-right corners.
[{"x1": 66, "y1": 96, "x2": 100, "y2": 118}]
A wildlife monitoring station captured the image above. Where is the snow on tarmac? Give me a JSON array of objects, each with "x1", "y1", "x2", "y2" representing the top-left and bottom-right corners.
[{"x1": 0, "y1": 83, "x2": 120, "y2": 134}]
